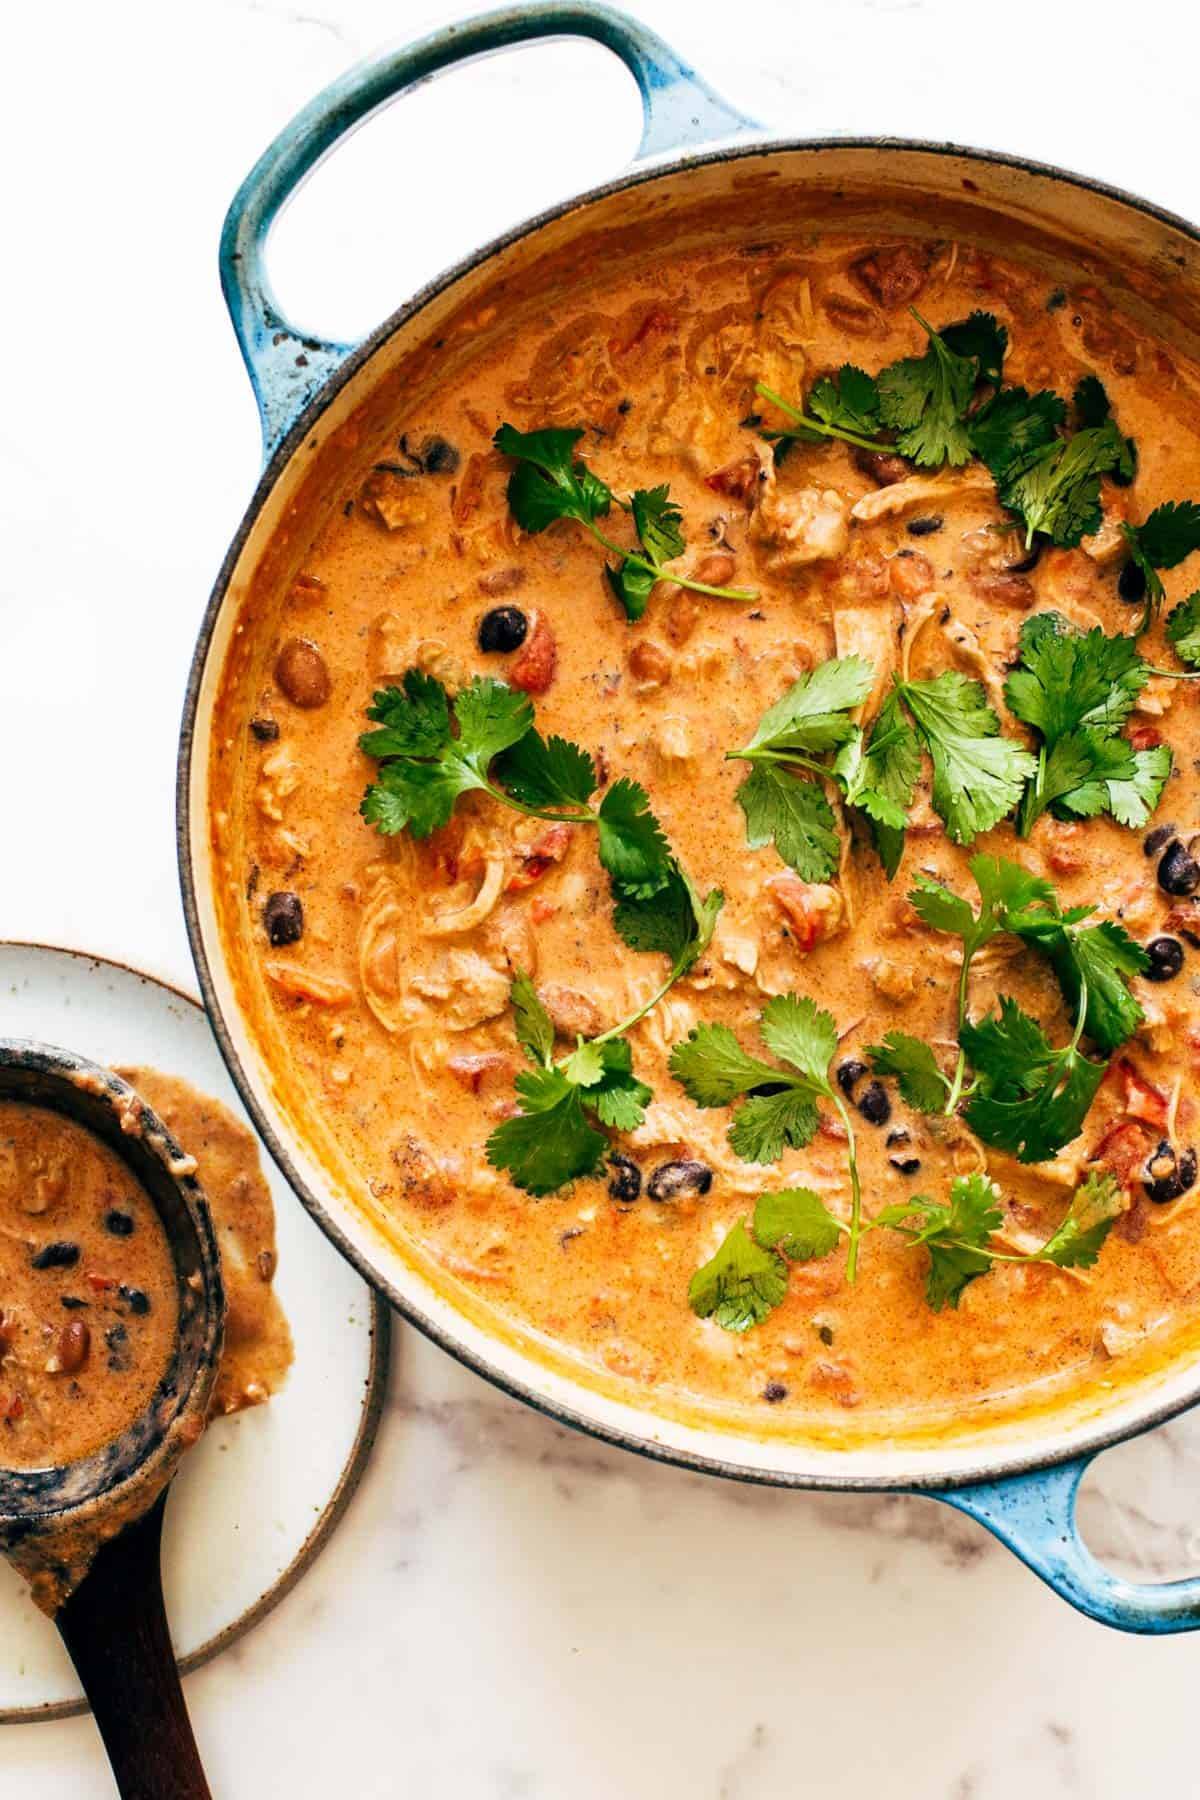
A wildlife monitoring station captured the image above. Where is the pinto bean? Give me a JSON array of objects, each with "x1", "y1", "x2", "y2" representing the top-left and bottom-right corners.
[
  {"x1": 664, "y1": 588, "x2": 700, "y2": 645},
  {"x1": 704, "y1": 454, "x2": 762, "y2": 503},
  {"x1": 275, "y1": 638, "x2": 331, "y2": 708},
  {"x1": 540, "y1": 984, "x2": 602, "y2": 1040},
  {"x1": 478, "y1": 566, "x2": 526, "y2": 597},
  {"x1": 968, "y1": 570, "x2": 1035, "y2": 609},
  {"x1": 509, "y1": 613, "x2": 557, "y2": 694},
  {"x1": 853, "y1": 449, "x2": 911, "y2": 486},
  {"x1": 627, "y1": 639, "x2": 672, "y2": 691},
  {"x1": 692, "y1": 551, "x2": 736, "y2": 587},
  {"x1": 50, "y1": 1320, "x2": 90, "y2": 1376}
]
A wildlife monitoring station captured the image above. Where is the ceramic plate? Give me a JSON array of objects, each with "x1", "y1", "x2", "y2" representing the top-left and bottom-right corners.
[{"x1": 0, "y1": 942, "x2": 390, "y2": 1721}]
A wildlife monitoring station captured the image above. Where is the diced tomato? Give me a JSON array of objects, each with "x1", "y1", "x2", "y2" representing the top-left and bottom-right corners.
[
  {"x1": 1044, "y1": 822, "x2": 1085, "y2": 876},
  {"x1": 1112, "y1": 1058, "x2": 1169, "y2": 1129},
  {"x1": 506, "y1": 823, "x2": 572, "y2": 891},
  {"x1": 3, "y1": 1394, "x2": 23, "y2": 1424},
  {"x1": 86, "y1": 1271, "x2": 117, "y2": 1293},
  {"x1": 530, "y1": 897, "x2": 558, "y2": 925},
  {"x1": 423, "y1": 818, "x2": 466, "y2": 883},
  {"x1": 1129, "y1": 724, "x2": 1164, "y2": 751},
  {"x1": 818, "y1": 1113, "x2": 849, "y2": 1144},
  {"x1": 769, "y1": 876, "x2": 845, "y2": 953},
  {"x1": 509, "y1": 613, "x2": 557, "y2": 694},
  {"x1": 704, "y1": 454, "x2": 761, "y2": 503},
  {"x1": 1091, "y1": 1118, "x2": 1155, "y2": 1185}
]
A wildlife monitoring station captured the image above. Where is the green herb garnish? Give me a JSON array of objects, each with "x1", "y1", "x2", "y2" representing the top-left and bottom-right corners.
[
  {"x1": 493, "y1": 424, "x2": 756, "y2": 620},
  {"x1": 892, "y1": 672, "x2": 1037, "y2": 845},
  {"x1": 875, "y1": 310, "x2": 1005, "y2": 467},
  {"x1": 1121, "y1": 501, "x2": 1200, "y2": 628},
  {"x1": 1005, "y1": 612, "x2": 1168, "y2": 834},
  {"x1": 670, "y1": 995, "x2": 868, "y2": 1277}
]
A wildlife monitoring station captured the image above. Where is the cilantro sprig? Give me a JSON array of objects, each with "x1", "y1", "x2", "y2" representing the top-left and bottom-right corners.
[
  {"x1": 493, "y1": 424, "x2": 756, "y2": 620},
  {"x1": 755, "y1": 366, "x2": 892, "y2": 457},
  {"x1": 868, "y1": 856, "x2": 1146, "y2": 1164},
  {"x1": 669, "y1": 995, "x2": 868, "y2": 1278},
  {"x1": 1167, "y1": 593, "x2": 1200, "y2": 669},
  {"x1": 488, "y1": 853, "x2": 723, "y2": 1195},
  {"x1": 729, "y1": 655, "x2": 1029, "y2": 880},
  {"x1": 690, "y1": 1163, "x2": 1123, "y2": 1328},
  {"x1": 1121, "y1": 501, "x2": 1200, "y2": 630},
  {"x1": 360, "y1": 670, "x2": 674, "y2": 897},
  {"x1": 1005, "y1": 612, "x2": 1169, "y2": 835}
]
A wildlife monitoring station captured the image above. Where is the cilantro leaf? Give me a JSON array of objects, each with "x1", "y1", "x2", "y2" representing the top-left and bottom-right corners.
[
  {"x1": 1036, "y1": 918, "x2": 1147, "y2": 1054},
  {"x1": 596, "y1": 779, "x2": 673, "y2": 899},
  {"x1": 734, "y1": 764, "x2": 840, "y2": 881},
  {"x1": 1167, "y1": 593, "x2": 1200, "y2": 669},
  {"x1": 737, "y1": 657, "x2": 875, "y2": 758},
  {"x1": 358, "y1": 674, "x2": 534, "y2": 837},
  {"x1": 939, "y1": 312, "x2": 1008, "y2": 385},
  {"x1": 587, "y1": 1039, "x2": 653, "y2": 1131},
  {"x1": 876, "y1": 310, "x2": 979, "y2": 467},
  {"x1": 755, "y1": 369, "x2": 888, "y2": 455},
  {"x1": 961, "y1": 997, "x2": 1107, "y2": 1163},
  {"x1": 999, "y1": 421, "x2": 1129, "y2": 548},
  {"x1": 968, "y1": 385, "x2": 1065, "y2": 487},
  {"x1": 631, "y1": 485, "x2": 685, "y2": 565},
  {"x1": 866, "y1": 1032, "x2": 950, "y2": 1113},
  {"x1": 666, "y1": 1024, "x2": 785, "y2": 1107},
  {"x1": 359, "y1": 671, "x2": 453, "y2": 761},
  {"x1": 729, "y1": 1089, "x2": 821, "y2": 1164},
  {"x1": 511, "y1": 971, "x2": 555, "y2": 1067},
  {"x1": 1073, "y1": 374, "x2": 1111, "y2": 429},
  {"x1": 486, "y1": 1081, "x2": 607, "y2": 1196},
  {"x1": 1125, "y1": 500, "x2": 1200, "y2": 570},
  {"x1": 688, "y1": 1220, "x2": 788, "y2": 1333},
  {"x1": 896, "y1": 672, "x2": 1036, "y2": 843},
  {"x1": 1038, "y1": 1170, "x2": 1124, "y2": 1268},
  {"x1": 834, "y1": 694, "x2": 921, "y2": 877},
  {"x1": 1005, "y1": 613, "x2": 1158, "y2": 835},
  {"x1": 753, "y1": 1188, "x2": 842, "y2": 1261},
  {"x1": 495, "y1": 730, "x2": 597, "y2": 810},
  {"x1": 669, "y1": 995, "x2": 840, "y2": 1167},
  {"x1": 493, "y1": 423, "x2": 612, "y2": 533},
  {"x1": 895, "y1": 1173, "x2": 1004, "y2": 1310},
  {"x1": 758, "y1": 993, "x2": 839, "y2": 1086},
  {"x1": 605, "y1": 558, "x2": 657, "y2": 621},
  {"x1": 611, "y1": 863, "x2": 721, "y2": 961}
]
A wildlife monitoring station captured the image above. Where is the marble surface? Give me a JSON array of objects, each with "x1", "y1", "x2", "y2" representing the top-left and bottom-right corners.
[{"x1": 8, "y1": 0, "x2": 1200, "y2": 1791}]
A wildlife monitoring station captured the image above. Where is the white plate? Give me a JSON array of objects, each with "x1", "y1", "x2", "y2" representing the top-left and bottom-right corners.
[{"x1": 0, "y1": 941, "x2": 389, "y2": 1721}]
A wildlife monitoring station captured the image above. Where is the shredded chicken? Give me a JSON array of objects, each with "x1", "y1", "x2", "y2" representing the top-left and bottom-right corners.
[
  {"x1": 850, "y1": 465, "x2": 992, "y2": 524},
  {"x1": 833, "y1": 600, "x2": 900, "y2": 720},
  {"x1": 751, "y1": 472, "x2": 850, "y2": 574}
]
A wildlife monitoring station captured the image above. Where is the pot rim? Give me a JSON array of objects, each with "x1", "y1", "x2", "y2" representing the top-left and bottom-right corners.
[{"x1": 178, "y1": 129, "x2": 1200, "y2": 1491}]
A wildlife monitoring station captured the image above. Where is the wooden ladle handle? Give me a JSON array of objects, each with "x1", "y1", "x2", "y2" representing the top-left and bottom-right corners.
[{"x1": 55, "y1": 1488, "x2": 211, "y2": 1800}]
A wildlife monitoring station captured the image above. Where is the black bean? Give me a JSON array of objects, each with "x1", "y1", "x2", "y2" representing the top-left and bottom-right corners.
[
  {"x1": 1145, "y1": 936, "x2": 1185, "y2": 982},
  {"x1": 249, "y1": 717, "x2": 279, "y2": 742},
  {"x1": 104, "y1": 1208, "x2": 135, "y2": 1237},
  {"x1": 647, "y1": 1159, "x2": 713, "y2": 1201},
  {"x1": 1144, "y1": 1141, "x2": 1196, "y2": 1204},
  {"x1": 60, "y1": 1296, "x2": 88, "y2": 1311},
  {"x1": 477, "y1": 606, "x2": 528, "y2": 654},
  {"x1": 119, "y1": 1286, "x2": 151, "y2": 1316},
  {"x1": 762, "y1": 1382, "x2": 788, "y2": 1403},
  {"x1": 105, "y1": 1323, "x2": 130, "y2": 1372},
  {"x1": 264, "y1": 891, "x2": 304, "y2": 947},
  {"x1": 31, "y1": 1241, "x2": 80, "y2": 1271},
  {"x1": 418, "y1": 435, "x2": 460, "y2": 475},
  {"x1": 857, "y1": 1081, "x2": 891, "y2": 1126},
  {"x1": 607, "y1": 1153, "x2": 642, "y2": 1204},
  {"x1": 836, "y1": 1058, "x2": 868, "y2": 1098},
  {"x1": 1119, "y1": 559, "x2": 1148, "y2": 604},
  {"x1": 1006, "y1": 541, "x2": 1043, "y2": 574},
  {"x1": 1144, "y1": 823, "x2": 1178, "y2": 857},
  {"x1": 906, "y1": 515, "x2": 943, "y2": 538},
  {"x1": 1159, "y1": 839, "x2": 1200, "y2": 897},
  {"x1": 885, "y1": 1127, "x2": 911, "y2": 1147},
  {"x1": 889, "y1": 1154, "x2": 922, "y2": 1175}
]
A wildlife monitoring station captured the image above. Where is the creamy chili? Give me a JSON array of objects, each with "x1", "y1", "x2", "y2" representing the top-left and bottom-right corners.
[{"x1": 210, "y1": 233, "x2": 1200, "y2": 1441}]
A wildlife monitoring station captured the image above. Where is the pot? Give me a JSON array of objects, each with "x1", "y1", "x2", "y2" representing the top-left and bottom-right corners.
[{"x1": 179, "y1": 0, "x2": 1200, "y2": 1632}]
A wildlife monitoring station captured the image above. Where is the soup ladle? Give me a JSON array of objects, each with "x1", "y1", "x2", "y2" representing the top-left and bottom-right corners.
[{"x1": 0, "y1": 1041, "x2": 224, "y2": 1799}]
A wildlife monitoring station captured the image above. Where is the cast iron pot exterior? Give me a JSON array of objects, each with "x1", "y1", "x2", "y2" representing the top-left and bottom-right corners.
[{"x1": 177, "y1": 2, "x2": 1200, "y2": 1630}]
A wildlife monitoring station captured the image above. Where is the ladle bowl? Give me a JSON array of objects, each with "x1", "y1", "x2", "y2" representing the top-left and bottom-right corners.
[{"x1": 0, "y1": 1041, "x2": 224, "y2": 1799}]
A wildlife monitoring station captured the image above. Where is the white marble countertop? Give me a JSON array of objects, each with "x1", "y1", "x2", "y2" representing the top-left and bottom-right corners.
[{"x1": 8, "y1": 0, "x2": 1200, "y2": 1792}]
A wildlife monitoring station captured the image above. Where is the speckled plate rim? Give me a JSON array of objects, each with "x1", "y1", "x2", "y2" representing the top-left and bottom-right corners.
[{"x1": 0, "y1": 939, "x2": 392, "y2": 1726}]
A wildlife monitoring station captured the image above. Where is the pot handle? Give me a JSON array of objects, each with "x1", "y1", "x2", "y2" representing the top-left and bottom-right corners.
[
  {"x1": 931, "y1": 1452, "x2": 1200, "y2": 1633},
  {"x1": 220, "y1": 1, "x2": 759, "y2": 455}
]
